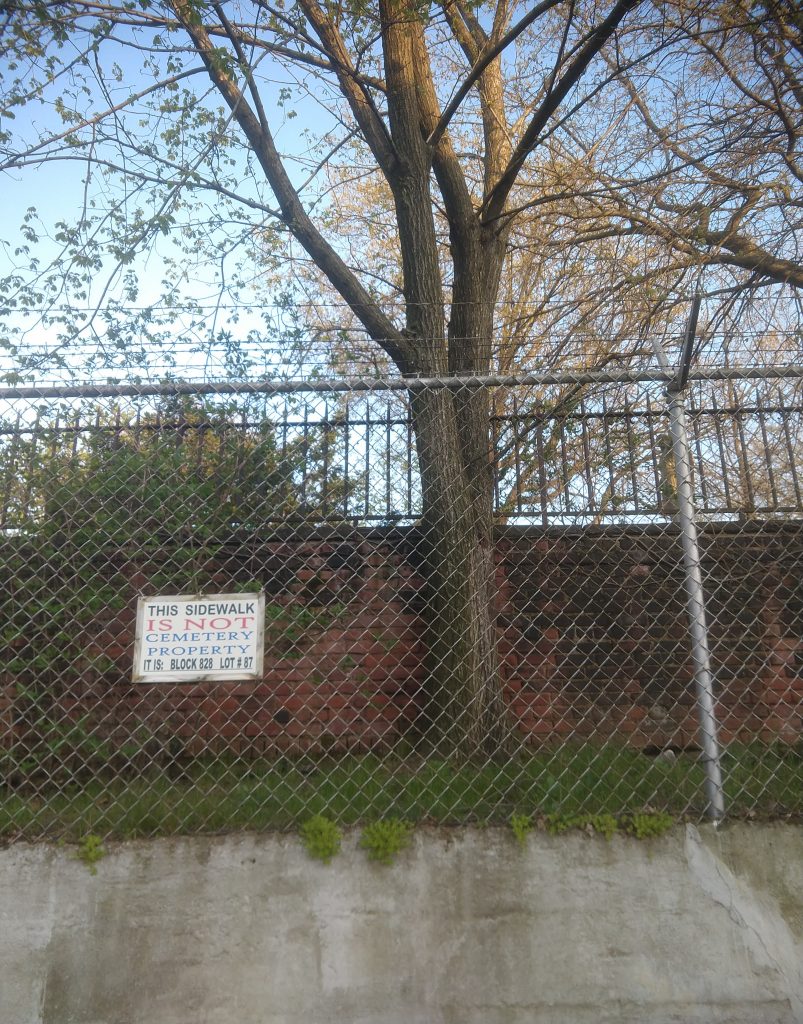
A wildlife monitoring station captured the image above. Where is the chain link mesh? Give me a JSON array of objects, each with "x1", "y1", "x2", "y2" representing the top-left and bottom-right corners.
[{"x1": 1, "y1": 370, "x2": 801, "y2": 840}]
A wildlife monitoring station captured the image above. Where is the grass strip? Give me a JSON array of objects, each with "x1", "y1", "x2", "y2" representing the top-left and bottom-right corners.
[{"x1": 1, "y1": 741, "x2": 800, "y2": 841}]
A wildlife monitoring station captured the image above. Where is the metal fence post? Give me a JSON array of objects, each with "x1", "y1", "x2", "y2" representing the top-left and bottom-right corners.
[
  {"x1": 650, "y1": 299, "x2": 726, "y2": 822},
  {"x1": 666, "y1": 389, "x2": 726, "y2": 820}
]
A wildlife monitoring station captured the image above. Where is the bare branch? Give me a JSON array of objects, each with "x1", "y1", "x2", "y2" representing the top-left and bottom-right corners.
[
  {"x1": 170, "y1": 0, "x2": 411, "y2": 366},
  {"x1": 427, "y1": 0, "x2": 562, "y2": 151},
  {"x1": 482, "y1": 0, "x2": 641, "y2": 225}
]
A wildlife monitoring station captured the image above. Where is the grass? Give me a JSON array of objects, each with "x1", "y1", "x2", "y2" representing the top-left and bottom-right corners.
[{"x1": 1, "y1": 741, "x2": 800, "y2": 842}]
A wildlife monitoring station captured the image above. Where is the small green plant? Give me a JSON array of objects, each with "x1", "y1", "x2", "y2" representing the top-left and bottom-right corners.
[
  {"x1": 299, "y1": 814, "x2": 342, "y2": 863},
  {"x1": 623, "y1": 811, "x2": 674, "y2": 839},
  {"x1": 545, "y1": 813, "x2": 618, "y2": 839},
  {"x1": 76, "y1": 833, "x2": 106, "y2": 874},
  {"x1": 545, "y1": 811, "x2": 675, "y2": 840},
  {"x1": 587, "y1": 813, "x2": 618, "y2": 839},
  {"x1": 510, "y1": 812, "x2": 533, "y2": 847},
  {"x1": 359, "y1": 818, "x2": 413, "y2": 865}
]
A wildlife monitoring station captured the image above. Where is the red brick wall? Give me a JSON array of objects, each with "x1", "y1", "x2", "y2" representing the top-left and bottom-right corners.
[
  {"x1": 5, "y1": 522, "x2": 801, "y2": 756},
  {"x1": 497, "y1": 522, "x2": 802, "y2": 749}
]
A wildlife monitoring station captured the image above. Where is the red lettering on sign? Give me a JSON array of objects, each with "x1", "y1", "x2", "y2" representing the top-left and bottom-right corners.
[{"x1": 208, "y1": 617, "x2": 232, "y2": 629}]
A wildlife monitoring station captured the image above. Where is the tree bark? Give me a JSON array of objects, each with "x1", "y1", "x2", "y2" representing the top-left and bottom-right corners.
[
  {"x1": 411, "y1": 385, "x2": 511, "y2": 758},
  {"x1": 409, "y1": 232, "x2": 512, "y2": 759}
]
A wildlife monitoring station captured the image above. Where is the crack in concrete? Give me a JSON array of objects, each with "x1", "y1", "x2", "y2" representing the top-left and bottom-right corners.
[{"x1": 684, "y1": 824, "x2": 802, "y2": 1021}]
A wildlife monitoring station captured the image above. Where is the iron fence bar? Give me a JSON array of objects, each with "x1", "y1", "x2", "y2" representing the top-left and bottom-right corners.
[
  {"x1": 384, "y1": 401, "x2": 392, "y2": 516},
  {"x1": 280, "y1": 399, "x2": 290, "y2": 513},
  {"x1": 601, "y1": 393, "x2": 617, "y2": 514},
  {"x1": 301, "y1": 405, "x2": 310, "y2": 511},
  {"x1": 731, "y1": 387, "x2": 756, "y2": 513},
  {"x1": 406, "y1": 412, "x2": 414, "y2": 519},
  {"x1": 579, "y1": 395, "x2": 596, "y2": 515},
  {"x1": 757, "y1": 391, "x2": 779, "y2": 511},
  {"x1": 624, "y1": 396, "x2": 640, "y2": 513},
  {"x1": 644, "y1": 393, "x2": 664, "y2": 508},
  {"x1": 780, "y1": 398, "x2": 802, "y2": 507},
  {"x1": 535, "y1": 402, "x2": 548, "y2": 527},
  {"x1": 688, "y1": 404, "x2": 710, "y2": 512},
  {"x1": 512, "y1": 395, "x2": 524, "y2": 517},
  {"x1": 320, "y1": 402, "x2": 329, "y2": 516},
  {"x1": 363, "y1": 401, "x2": 371, "y2": 521},
  {"x1": 343, "y1": 400, "x2": 351, "y2": 519},
  {"x1": 558, "y1": 414, "x2": 571, "y2": 515},
  {"x1": 709, "y1": 391, "x2": 733, "y2": 512}
]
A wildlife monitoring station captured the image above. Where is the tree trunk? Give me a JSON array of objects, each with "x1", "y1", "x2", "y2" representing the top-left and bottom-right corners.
[
  {"x1": 411, "y1": 386, "x2": 510, "y2": 759},
  {"x1": 409, "y1": 238, "x2": 510, "y2": 759}
]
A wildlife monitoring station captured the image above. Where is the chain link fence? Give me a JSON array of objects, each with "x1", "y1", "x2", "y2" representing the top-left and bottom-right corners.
[{"x1": 1, "y1": 367, "x2": 801, "y2": 840}]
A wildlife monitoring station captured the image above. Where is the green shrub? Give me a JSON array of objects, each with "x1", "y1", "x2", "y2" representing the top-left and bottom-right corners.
[
  {"x1": 299, "y1": 814, "x2": 342, "y2": 863},
  {"x1": 545, "y1": 810, "x2": 675, "y2": 840},
  {"x1": 622, "y1": 811, "x2": 674, "y2": 839},
  {"x1": 546, "y1": 813, "x2": 618, "y2": 839},
  {"x1": 359, "y1": 818, "x2": 413, "y2": 865},
  {"x1": 76, "y1": 833, "x2": 106, "y2": 874}
]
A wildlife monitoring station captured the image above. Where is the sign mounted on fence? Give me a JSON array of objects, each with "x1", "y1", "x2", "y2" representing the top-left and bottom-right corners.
[{"x1": 133, "y1": 593, "x2": 265, "y2": 683}]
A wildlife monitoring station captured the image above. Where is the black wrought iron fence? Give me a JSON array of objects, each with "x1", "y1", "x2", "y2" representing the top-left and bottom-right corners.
[{"x1": 2, "y1": 376, "x2": 801, "y2": 531}]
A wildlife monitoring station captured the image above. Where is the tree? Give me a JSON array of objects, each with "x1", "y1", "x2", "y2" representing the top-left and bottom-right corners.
[{"x1": 1, "y1": 0, "x2": 800, "y2": 756}]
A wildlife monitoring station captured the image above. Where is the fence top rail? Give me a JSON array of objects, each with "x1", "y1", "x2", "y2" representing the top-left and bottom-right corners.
[{"x1": 2, "y1": 365, "x2": 803, "y2": 401}]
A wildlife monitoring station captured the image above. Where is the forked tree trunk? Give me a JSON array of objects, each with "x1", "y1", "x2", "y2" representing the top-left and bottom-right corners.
[{"x1": 171, "y1": 0, "x2": 642, "y2": 762}]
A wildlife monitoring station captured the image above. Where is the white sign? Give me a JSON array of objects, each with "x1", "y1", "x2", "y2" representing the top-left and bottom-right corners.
[{"x1": 133, "y1": 593, "x2": 265, "y2": 683}]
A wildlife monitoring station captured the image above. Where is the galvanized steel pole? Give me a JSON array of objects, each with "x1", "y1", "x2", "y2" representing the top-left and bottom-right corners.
[
  {"x1": 650, "y1": 319, "x2": 726, "y2": 821},
  {"x1": 1, "y1": 365, "x2": 802, "y2": 401},
  {"x1": 666, "y1": 391, "x2": 726, "y2": 821}
]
